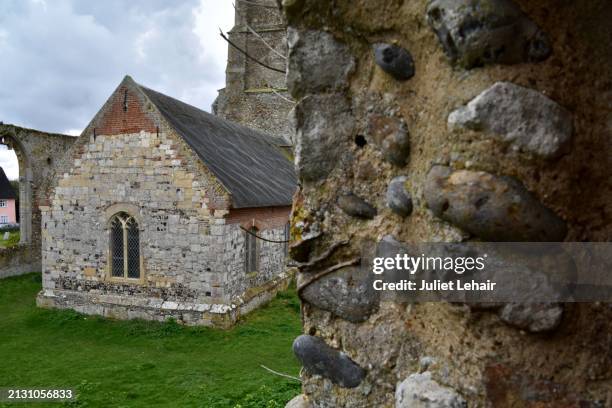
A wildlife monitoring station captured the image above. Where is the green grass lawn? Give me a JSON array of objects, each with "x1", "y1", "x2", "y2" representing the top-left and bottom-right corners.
[
  {"x1": 0, "y1": 231, "x2": 20, "y2": 248},
  {"x1": 0, "y1": 273, "x2": 302, "y2": 408}
]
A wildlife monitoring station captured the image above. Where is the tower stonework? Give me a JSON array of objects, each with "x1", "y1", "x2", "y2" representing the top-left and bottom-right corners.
[{"x1": 214, "y1": 1, "x2": 291, "y2": 141}]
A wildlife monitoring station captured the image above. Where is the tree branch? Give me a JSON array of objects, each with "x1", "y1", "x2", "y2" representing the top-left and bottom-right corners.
[
  {"x1": 260, "y1": 365, "x2": 302, "y2": 382},
  {"x1": 245, "y1": 23, "x2": 287, "y2": 60},
  {"x1": 270, "y1": 88, "x2": 295, "y2": 104},
  {"x1": 240, "y1": 225, "x2": 289, "y2": 243},
  {"x1": 219, "y1": 28, "x2": 286, "y2": 74},
  {"x1": 232, "y1": 2, "x2": 287, "y2": 61}
]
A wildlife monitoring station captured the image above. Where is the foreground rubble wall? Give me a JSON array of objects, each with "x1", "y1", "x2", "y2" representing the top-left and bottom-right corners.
[{"x1": 281, "y1": 0, "x2": 612, "y2": 406}]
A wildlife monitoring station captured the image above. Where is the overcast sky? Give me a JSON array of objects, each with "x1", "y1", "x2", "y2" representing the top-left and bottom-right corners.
[{"x1": 0, "y1": 0, "x2": 235, "y2": 180}]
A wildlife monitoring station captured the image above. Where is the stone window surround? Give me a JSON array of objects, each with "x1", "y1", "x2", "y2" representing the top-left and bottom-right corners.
[
  {"x1": 109, "y1": 212, "x2": 141, "y2": 279},
  {"x1": 103, "y1": 203, "x2": 145, "y2": 284}
]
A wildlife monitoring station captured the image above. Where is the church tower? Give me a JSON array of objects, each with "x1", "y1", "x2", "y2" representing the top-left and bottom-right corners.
[{"x1": 213, "y1": 0, "x2": 292, "y2": 141}]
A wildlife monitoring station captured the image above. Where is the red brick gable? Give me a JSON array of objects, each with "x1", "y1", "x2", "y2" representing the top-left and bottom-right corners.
[{"x1": 95, "y1": 86, "x2": 157, "y2": 136}]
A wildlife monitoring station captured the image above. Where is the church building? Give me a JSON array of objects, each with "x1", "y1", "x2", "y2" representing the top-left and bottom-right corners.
[{"x1": 37, "y1": 76, "x2": 296, "y2": 327}]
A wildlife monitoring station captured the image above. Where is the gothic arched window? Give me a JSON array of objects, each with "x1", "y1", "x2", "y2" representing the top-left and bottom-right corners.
[{"x1": 109, "y1": 212, "x2": 141, "y2": 279}]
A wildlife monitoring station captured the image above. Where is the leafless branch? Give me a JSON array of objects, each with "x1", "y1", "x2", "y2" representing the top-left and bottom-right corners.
[
  {"x1": 219, "y1": 28, "x2": 286, "y2": 74},
  {"x1": 247, "y1": 24, "x2": 287, "y2": 60},
  {"x1": 260, "y1": 364, "x2": 302, "y2": 382},
  {"x1": 270, "y1": 88, "x2": 295, "y2": 104},
  {"x1": 240, "y1": 225, "x2": 289, "y2": 243}
]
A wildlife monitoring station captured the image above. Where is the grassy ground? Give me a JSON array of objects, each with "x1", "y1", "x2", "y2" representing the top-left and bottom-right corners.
[
  {"x1": 0, "y1": 231, "x2": 20, "y2": 248},
  {"x1": 0, "y1": 273, "x2": 302, "y2": 407}
]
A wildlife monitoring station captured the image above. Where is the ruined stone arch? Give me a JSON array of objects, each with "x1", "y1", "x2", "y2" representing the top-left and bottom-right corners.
[
  {"x1": 0, "y1": 123, "x2": 75, "y2": 277},
  {"x1": 0, "y1": 128, "x2": 34, "y2": 245}
]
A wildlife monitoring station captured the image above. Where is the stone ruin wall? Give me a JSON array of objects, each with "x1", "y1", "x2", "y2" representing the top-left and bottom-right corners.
[
  {"x1": 214, "y1": 0, "x2": 293, "y2": 141},
  {"x1": 0, "y1": 124, "x2": 75, "y2": 278},
  {"x1": 281, "y1": 0, "x2": 612, "y2": 406}
]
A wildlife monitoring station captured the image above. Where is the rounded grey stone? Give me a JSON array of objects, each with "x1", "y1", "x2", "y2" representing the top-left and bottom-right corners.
[
  {"x1": 426, "y1": 0, "x2": 552, "y2": 69},
  {"x1": 419, "y1": 356, "x2": 436, "y2": 372},
  {"x1": 300, "y1": 265, "x2": 380, "y2": 322},
  {"x1": 373, "y1": 43, "x2": 415, "y2": 81},
  {"x1": 367, "y1": 114, "x2": 410, "y2": 166},
  {"x1": 292, "y1": 335, "x2": 366, "y2": 388},
  {"x1": 498, "y1": 303, "x2": 563, "y2": 333},
  {"x1": 337, "y1": 193, "x2": 377, "y2": 219},
  {"x1": 287, "y1": 28, "x2": 355, "y2": 98},
  {"x1": 295, "y1": 94, "x2": 354, "y2": 182},
  {"x1": 376, "y1": 235, "x2": 409, "y2": 260},
  {"x1": 424, "y1": 165, "x2": 567, "y2": 241},
  {"x1": 386, "y1": 176, "x2": 413, "y2": 217},
  {"x1": 448, "y1": 82, "x2": 573, "y2": 159},
  {"x1": 396, "y1": 371, "x2": 467, "y2": 408}
]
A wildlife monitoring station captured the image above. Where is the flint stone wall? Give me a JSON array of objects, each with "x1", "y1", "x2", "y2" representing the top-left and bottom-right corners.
[{"x1": 282, "y1": 0, "x2": 612, "y2": 406}]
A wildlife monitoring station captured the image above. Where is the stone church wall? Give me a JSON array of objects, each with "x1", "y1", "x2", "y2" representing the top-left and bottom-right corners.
[{"x1": 38, "y1": 84, "x2": 291, "y2": 327}]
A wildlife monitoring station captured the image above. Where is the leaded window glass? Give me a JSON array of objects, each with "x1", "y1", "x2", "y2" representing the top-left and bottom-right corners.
[{"x1": 109, "y1": 212, "x2": 141, "y2": 279}]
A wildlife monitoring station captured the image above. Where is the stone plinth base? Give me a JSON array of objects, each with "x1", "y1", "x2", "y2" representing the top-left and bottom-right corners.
[{"x1": 37, "y1": 272, "x2": 292, "y2": 328}]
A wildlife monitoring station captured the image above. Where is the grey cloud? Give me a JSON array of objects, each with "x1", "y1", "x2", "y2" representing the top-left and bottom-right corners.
[{"x1": 0, "y1": 0, "x2": 233, "y2": 134}]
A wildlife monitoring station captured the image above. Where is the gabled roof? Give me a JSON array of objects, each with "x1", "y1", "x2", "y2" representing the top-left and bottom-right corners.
[
  {"x1": 0, "y1": 167, "x2": 16, "y2": 200},
  {"x1": 137, "y1": 80, "x2": 296, "y2": 209}
]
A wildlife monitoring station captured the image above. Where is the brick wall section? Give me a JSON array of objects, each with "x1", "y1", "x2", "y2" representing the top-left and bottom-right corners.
[
  {"x1": 225, "y1": 206, "x2": 290, "y2": 230},
  {"x1": 95, "y1": 86, "x2": 158, "y2": 136}
]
